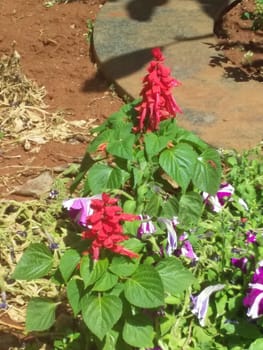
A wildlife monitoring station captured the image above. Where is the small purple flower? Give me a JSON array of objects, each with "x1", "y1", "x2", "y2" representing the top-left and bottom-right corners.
[
  {"x1": 49, "y1": 242, "x2": 59, "y2": 250},
  {"x1": 63, "y1": 195, "x2": 102, "y2": 226},
  {"x1": 203, "y1": 183, "x2": 234, "y2": 213},
  {"x1": 0, "y1": 292, "x2": 7, "y2": 309},
  {"x1": 231, "y1": 257, "x2": 248, "y2": 273},
  {"x1": 244, "y1": 261, "x2": 263, "y2": 319},
  {"x1": 49, "y1": 189, "x2": 59, "y2": 199},
  {"x1": 246, "y1": 230, "x2": 257, "y2": 244},
  {"x1": 137, "y1": 215, "x2": 156, "y2": 238},
  {"x1": 191, "y1": 284, "x2": 225, "y2": 326}
]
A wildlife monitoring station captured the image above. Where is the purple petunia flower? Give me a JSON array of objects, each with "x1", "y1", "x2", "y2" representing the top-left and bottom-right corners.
[
  {"x1": 178, "y1": 233, "x2": 199, "y2": 262},
  {"x1": 203, "y1": 183, "x2": 234, "y2": 213},
  {"x1": 246, "y1": 230, "x2": 257, "y2": 244},
  {"x1": 137, "y1": 215, "x2": 156, "y2": 238},
  {"x1": 191, "y1": 284, "x2": 225, "y2": 326},
  {"x1": 180, "y1": 240, "x2": 199, "y2": 262},
  {"x1": 244, "y1": 261, "x2": 263, "y2": 319},
  {"x1": 158, "y1": 217, "x2": 179, "y2": 256},
  {"x1": 231, "y1": 257, "x2": 248, "y2": 273},
  {"x1": 63, "y1": 195, "x2": 102, "y2": 226}
]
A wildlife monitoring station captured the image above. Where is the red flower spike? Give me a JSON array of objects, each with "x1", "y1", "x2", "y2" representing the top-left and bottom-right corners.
[
  {"x1": 134, "y1": 47, "x2": 182, "y2": 133},
  {"x1": 81, "y1": 193, "x2": 139, "y2": 260}
]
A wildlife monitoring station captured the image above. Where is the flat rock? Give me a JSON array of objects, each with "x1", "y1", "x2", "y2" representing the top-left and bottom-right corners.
[{"x1": 94, "y1": 0, "x2": 263, "y2": 150}]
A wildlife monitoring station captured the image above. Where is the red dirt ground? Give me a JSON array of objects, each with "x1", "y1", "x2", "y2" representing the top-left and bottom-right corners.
[
  {"x1": 216, "y1": 0, "x2": 263, "y2": 81},
  {"x1": 0, "y1": 0, "x2": 123, "y2": 200},
  {"x1": 0, "y1": 0, "x2": 262, "y2": 202}
]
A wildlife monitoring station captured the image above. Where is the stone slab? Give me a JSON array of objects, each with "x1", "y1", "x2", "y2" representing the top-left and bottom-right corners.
[{"x1": 93, "y1": 0, "x2": 263, "y2": 150}]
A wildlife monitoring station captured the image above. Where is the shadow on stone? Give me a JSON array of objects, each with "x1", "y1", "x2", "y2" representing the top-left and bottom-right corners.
[{"x1": 125, "y1": 0, "x2": 169, "y2": 21}]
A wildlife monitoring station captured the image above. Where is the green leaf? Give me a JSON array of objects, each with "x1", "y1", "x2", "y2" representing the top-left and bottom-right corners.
[
  {"x1": 161, "y1": 197, "x2": 179, "y2": 218},
  {"x1": 156, "y1": 257, "x2": 196, "y2": 294},
  {"x1": 193, "y1": 148, "x2": 222, "y2": 195},
  {"x1": 144, "y1": 133, "x2": 170, "y2": 157},
  {"x1": 158, "y1": 119, "x2": 178, "y2": 137},
  {"x1": 26, "y1": 298, "x2": 58, "y2": 331},
  {"x1": 82, "y1": 258, "x2": 109, "y2": 288},
  {"x1": 66, "y1": 278, "x2": 83, "y2": 316},
  {"x1": 159, "y1": 144, "x2": 197, "y2": 192},
  {"x1": 12, "y1": 243, "x2": 53, "y2": 281},
  {"x1": 107, "y1": 127, "x2": 135, "y2": 160},
  {"x1": 124, "y1": 265, "x2": 164, "y2": 308},
  {"x1": 178, "y1": 192, "x2": 203, "y2": 226},
  {"x1": 121, "y1": 238, "x2": 145, "y2": 253},
  {"x1": 144, "y1": 192, "x2": 162, "y2": 217},
  {"x1": 176, "y1": 127, "x2": 208, "y2": 151},
  {"x1": 59, "y1": 249, "x2": 80, "y2": 283},
  {"x1": 123, "y1": 314, "x2": 154, "y2": 348},
  {"x1": 88, "y1": 129, "x2": 113, "y2": 153},
  {"x1": 81, "y1": 294, "x2": 122, "y2": 340},
  {"x1": 87, "y1": 163, "x2": 127, "y2": 194},
  {"x1": 249, "y1": 338, "x2": 263, "y2": 350},
  {"x1": 102, "y1": 329, "x2": 119, "y2": 350},
  {"x1": 109, "y1": 255, "x2": 139, "y2": 277},
  {"x1": 92, "y1": 271, "x2": 118, "y2": 291}
]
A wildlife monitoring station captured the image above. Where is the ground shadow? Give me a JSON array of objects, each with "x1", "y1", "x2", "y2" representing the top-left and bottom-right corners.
[
  {"x1": 196, "y1": 0, "x2": 235, "y2": 20},
  {"x1": 124, "y1": 0, "x2": 231, "y2": 22},
  {"x1": 209, "y1": 45, "x2": 263, "y2": 82},
  {"x1": 126, "y1": 0, "x2": 169, "y2": 21},
  {"x1": 81, "y1": 47, "x2": 156, "y2": 94}
]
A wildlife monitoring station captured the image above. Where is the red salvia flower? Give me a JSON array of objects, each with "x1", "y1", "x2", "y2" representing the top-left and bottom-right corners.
[
  {"x1": 134, "y1": 47, "x2": 182, "y2": 133},
  {"x1": 82, "y1": 193, "x2": 139, "y2": 260}
]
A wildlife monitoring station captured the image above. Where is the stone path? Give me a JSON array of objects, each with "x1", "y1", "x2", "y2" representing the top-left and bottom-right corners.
[{"x1": 93, "y1": 0, "x2": 263, "y2": 150}]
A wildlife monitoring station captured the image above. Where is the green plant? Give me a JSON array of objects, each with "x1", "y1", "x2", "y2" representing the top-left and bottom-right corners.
[
  {"x1": 11, "y1": 49, "x2": 263, "y2": 350},
  {"x1": 84, "y1": 19, "x2": 94, "y2": 43},
  {"x1": 241, "y1": 0, "x2": 263, "y2": 30},
  {"x1": 54, "y1": 332, "x2": 81, "y2": 350}
]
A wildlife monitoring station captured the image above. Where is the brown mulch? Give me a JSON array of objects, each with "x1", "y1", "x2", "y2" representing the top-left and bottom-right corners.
[{"x1": 0, "y1": 0, "x2": 123, "y2": 201}]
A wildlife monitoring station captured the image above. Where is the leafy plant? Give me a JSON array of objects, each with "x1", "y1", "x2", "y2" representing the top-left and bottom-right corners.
[
  {"x1": 84, "y1": 19, "x2": 94, "y2": 43},
  {"x1": 12, "y1": 49, "x2": 263, "y2": 350}
]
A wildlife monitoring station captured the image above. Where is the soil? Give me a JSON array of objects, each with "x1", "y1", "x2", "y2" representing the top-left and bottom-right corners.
[
  {"x1": 0, "y1": 0, "x2": 262, "y2": 202},
  {"x1": 215, "y1": 0, "x2": 263, "y2": 81},
  {"x1": 0, "y1": 0, "x2": 123, "y2": 201}
]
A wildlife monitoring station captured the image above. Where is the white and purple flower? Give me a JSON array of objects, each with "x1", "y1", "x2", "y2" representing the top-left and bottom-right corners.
[
  {"x1": 63, "y1": 195, "x2": 102, "y2": 227},
  {"x1": 137, "y1": 215, "x2": 156, "y2": 238},
  {"x1": 246, "y1": 230, "x2": 257, "y2": 244},
  {"x1": 203, "y1": 183, "x2": 234, "y2": 213},
  {"x1": 158, "y1": 217, "x2": 179, "y2": 256},
  {"x1": 231, "y1": 257, "x2": 248, "y2": 273},
  {"x1": 244, "y1": 261, "x2": 263, "y2": 319},
  {"x1": 191, "y1": 284, "x2": 225, "y2": 326}
]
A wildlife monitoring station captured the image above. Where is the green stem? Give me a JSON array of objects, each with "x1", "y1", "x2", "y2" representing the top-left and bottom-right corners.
[{"x1": 110, "y1": 189, "x2": 134, "y2": 200}]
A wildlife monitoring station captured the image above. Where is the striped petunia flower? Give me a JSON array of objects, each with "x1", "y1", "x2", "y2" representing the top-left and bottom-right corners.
[
  {"x1": 63, "y1": 195, "x2": 102, "y2": 227},
  {"x1": 244, "y1": 261, "x2": 263, "y2": 319},
  {"x1": 203, "y1": 183, "x2": 234, "y2": 213},
  {"x1": 191, "y1": 284, "x2": 225, "y2": 326},
  {"x1": 137, "y1": 215, "x2": 156, "y2": 238}
]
